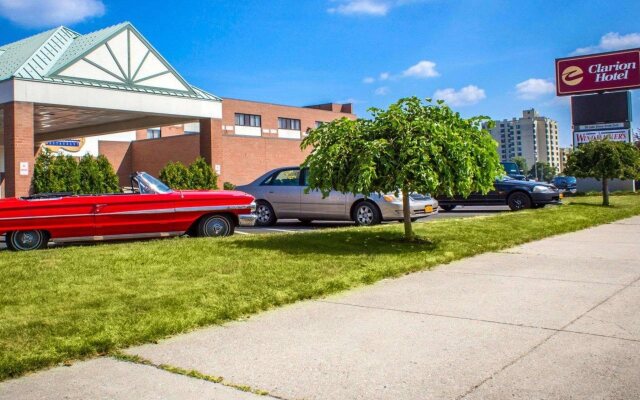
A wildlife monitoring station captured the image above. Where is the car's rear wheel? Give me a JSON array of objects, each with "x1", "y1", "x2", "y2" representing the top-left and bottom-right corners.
[
  {"x1": 352, "y1": 201, "x2": 381, "y2": 226},
  {"x1": 7, "y1": 230, "x2": 49, "y2": 251},
  {"x1": 440, "y1": 205, "x2": 457, "y2": 212},
  {"x1": 198, "y1": 215, "x2": 234, "y2": 237},
  {"x1": 507, "y1": 192, "x2": 532, "y2": 211},
  {"x1": 255, "y1": 201, "x2": 277, "y2": 226}
]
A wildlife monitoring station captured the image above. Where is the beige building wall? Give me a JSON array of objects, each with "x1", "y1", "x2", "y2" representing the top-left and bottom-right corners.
[{"x1": 488, "y1": 109, "x2": 561, "y2": 173}]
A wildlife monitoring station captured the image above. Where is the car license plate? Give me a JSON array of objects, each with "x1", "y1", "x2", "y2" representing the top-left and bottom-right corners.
[
  {"x1": 425, "y1": 205, "x2": 434, "y2": 213},
  {"x1": 559, "y1": 193, "x2": 564, "y2": 199}
]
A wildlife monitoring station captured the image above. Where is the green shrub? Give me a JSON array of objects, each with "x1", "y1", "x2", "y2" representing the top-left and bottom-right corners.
[
  {"x1": 159, "y1": 158, "x2": 218, "y2": 190},
  {"x1": 159, "y1": 161, "x2": 191, "y2": 190},
  {"x1": 188, "y1": 157, "x2": 218, "y2": 189},
  {"x1": 96, "y1": 155, "x2": 120, "y2": 193},
  {"x1": 32, "y1": 150, "x2": 120, "y2": 195},
  {"x1": 223, "y1": 182, "x2": 236, "y2": 190}
]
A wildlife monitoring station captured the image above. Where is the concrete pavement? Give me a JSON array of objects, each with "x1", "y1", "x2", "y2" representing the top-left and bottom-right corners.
[{"x1": 1, "y1": 216, "x2": 639, "y2": 399}]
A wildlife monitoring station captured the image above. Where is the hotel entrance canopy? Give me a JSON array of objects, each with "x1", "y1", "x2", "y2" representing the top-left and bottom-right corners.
[{"x1": 0, "y1": 22, "x2": 221, "y2": 197}]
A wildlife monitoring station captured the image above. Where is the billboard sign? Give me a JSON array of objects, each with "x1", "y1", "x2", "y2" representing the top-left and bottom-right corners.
[
  {"x1": 573, "y1": 129, "x2": 631, "y2": 146},
  {"x1": 556, "y1": 49, "x2": 640, "y2": 96},
  {"x1": 43, "y1": 138, "x2": 85, "y2": 153}
]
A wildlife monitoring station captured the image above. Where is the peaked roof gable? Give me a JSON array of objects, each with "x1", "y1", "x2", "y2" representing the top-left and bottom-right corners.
[
  {"x1": 48, "y1": 22, "x2": 194, "y2": 94},
  {"x1": 0, "y1": 22, "x2": 219, "y2": 101}
]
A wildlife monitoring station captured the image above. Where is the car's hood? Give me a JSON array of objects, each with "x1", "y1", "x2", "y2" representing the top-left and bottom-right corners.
[
  {"x1": 178, "y1": 189, "x2": 255, "y2": 202},
  {"x1": 501, "y1": 179, "x2": 556, "y2": 189}
]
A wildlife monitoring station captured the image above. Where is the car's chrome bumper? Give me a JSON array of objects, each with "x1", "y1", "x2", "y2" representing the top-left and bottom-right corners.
[
  {"x1": 238, "y1": 213, "x2": 258, "y2": 227},
  {"x1": 379, "y1": 200, "x2": 439, "y2": 220}
]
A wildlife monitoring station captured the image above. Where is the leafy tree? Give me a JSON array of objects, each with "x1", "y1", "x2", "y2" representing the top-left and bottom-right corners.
[
  {"x1": 528, "y1": 162, "x2": 557, "y2": 182},
  {"x1": 32, "y1": 149, "x2": 56, "y2": 194},
  {"x1": 301, "y1": 96, "x2": 502, "y2": 240},
  {"x1": 159, "y1": 161, "x2": 192, "y2": 190},
  {"x1": 511, "y1": 156, "x2": 528, "y2": 175},
  {"x1": 51, "y1": 154, "x2": 80, "y2": 194},
  {"x1": 78, "y1": 154, "x2": 103, "y2": 194},
  {"x1": 565, "y1": 140, "x2": 640, "y2": 206},
  {"x1": 188, "y1": 157, "x2": 218, "y2": 189},
  {"x1": 96, "y1": 155, "x2": 120, "y2": 193}
]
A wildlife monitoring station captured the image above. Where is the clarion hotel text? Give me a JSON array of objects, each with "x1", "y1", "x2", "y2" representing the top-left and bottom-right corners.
[{"x1": 589, "y1": 61, "x2": 638, "y2": 82}]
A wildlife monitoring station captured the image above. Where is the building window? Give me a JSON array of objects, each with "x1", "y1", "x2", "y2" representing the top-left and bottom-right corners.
[
  {"x1": 235, "y1": 113, "x2": 261, "y2": 127},
  {"x1": 315, "y1": 121, "x2": 325, "y2": 128},
  {"x1": 278, "y1": 118, "x2": 301, "y2": 130},
  {"x1": 147, "y1": 128, "x2": 161, "y2": 139}
]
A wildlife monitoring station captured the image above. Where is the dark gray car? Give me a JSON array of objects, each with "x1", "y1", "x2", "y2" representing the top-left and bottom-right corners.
[{"x1": 236, "y1": 167, "x2": 438, "y2": 226}]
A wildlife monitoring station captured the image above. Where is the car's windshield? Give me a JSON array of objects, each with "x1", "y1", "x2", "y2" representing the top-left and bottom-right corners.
[
  {"x1": 135, "y1": 172, "x2": 173, "y2": 194},
  {"x1": 566, "y1": 176, "x2": 577, "y2": 184},
  {"x1": 501, "y1": 162, "x2": 521, "y2": 175}
]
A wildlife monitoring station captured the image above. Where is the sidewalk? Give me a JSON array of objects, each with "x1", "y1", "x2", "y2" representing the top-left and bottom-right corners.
[{"x1": 2, "y1": 217, "x2": 639, "y2": 399}]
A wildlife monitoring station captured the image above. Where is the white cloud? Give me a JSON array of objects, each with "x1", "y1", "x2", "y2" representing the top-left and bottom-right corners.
[
  {"x1": 327, "y1": 0, "x2": 424, "y2": 16},
  {"x1": 402, "y1": 60, "x2": 439, "y2": 78},
  {"x1": 433, "y1": 85, "x2": 486, "y2": 106},
  {"x1": 379, "y1": 72, "x2": 390, "y2": 80},
  {"x1": 573, "y1": 32, "x2": 640, "y2": 55},
  {"x1": 515, "y1": 78, "x2": 555, "y2": 99},
  {"x1": 374, "y1": 86, "x2": 390, "y2": 96},
  {"x1": 362, "y1": 76, "x2": 375, "y2": 84},
  {"x1": 328, "y1": 0, "x2": 389, "y2": 16},
  {"x1": 0, "y1": 0, "x2": 105, "y2": 28}
]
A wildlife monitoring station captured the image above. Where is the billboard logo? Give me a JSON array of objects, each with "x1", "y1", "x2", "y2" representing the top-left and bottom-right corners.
[
  {"x1": 555, "y1": 49, "x2": 640, "y2": 95},
  {"x1": 561, "y1": 66, "x2": 583, "y2": 86}
]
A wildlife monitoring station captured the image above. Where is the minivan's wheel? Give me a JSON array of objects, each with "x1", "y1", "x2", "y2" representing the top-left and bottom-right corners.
[
  {"x1": 198, "y1": 215, "x2": 234, "y2": 237},
  {"x1": 440, "y1": 205, "x2": 456, "y2": 212},
  {"x1": 352, "y1": 201, "x2": 381, "y2": 226},
  {"x1": 507, "y1": 192, "x2": 532, "y2": 211},
  {"x1": 7, "y1": 230, "x2": 48, "y2": 251},
  {"x1": 255, "y1": 201, "x2": 277, "y2": 226}
]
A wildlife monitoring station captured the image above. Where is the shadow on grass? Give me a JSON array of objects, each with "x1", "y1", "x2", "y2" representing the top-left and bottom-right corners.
[{"x1": 228, "y1": 228, "x2": 438, "y2": 256}]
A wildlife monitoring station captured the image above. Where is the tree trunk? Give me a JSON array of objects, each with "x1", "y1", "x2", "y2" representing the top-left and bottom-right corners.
[
  {"x1": 602, "y1": 177, "x2": 609, "y2": 206},
  {"x1": 402, "y1": 187, "x2": 414, "y2": 240}
]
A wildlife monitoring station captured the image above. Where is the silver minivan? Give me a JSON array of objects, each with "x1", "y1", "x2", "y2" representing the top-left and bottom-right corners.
[{"x1": 236, "y1": 167, "x2": 438, "y2": 226}]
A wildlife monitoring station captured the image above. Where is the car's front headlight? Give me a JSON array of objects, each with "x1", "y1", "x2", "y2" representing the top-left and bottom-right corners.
[{"x1": 533, "y1": 185, "x2": 554, "y2": 193}]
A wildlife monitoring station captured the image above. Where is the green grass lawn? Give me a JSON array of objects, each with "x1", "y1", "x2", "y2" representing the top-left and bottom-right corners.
[{"x1": 1, "y1": 195, "x2": 640, "y2": 380}]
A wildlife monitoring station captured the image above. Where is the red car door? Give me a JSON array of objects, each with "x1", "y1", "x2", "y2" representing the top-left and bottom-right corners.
[{"x1": 93, "y1": 193, "x2": 181, "y2": 238}]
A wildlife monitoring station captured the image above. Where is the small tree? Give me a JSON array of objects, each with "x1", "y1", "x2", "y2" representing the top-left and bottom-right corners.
[
  {"x1": 78, "y1": 154, "x2": 103, "y2": 194},
  {"x1": 565, "y1": 140, "x2": 640, "y2": 206},
  {"x1": 188, "y1": 157, "x2": 218, "y2": 189},
  {"x1": 32, "y1": 149, "x2": 56, "y2": 194},
  {"x1": 159, "y1": 161, "x2": 192, "y2": 190},
  {"x1": 301, "y1": 96, "x2": 502, "y2": 240},
  {"x1": 51, "y1": 154, "x2": 80, "y2": 193},
  {"x1": 528, "y1": 161, "x2": 557, "y2": 182},
  {"x1": 511, "y1": 156, "x2": 528, "y2": 175},
  {"x1": 96, "y1": 155, "x2": 120, "y2": 193}
]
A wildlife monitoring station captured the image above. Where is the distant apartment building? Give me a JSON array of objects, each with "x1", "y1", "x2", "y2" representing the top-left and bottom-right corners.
[
  {"x1": 485, "y1": 109, "x2": 561, "y2": 172},
  {"x1": 559, "y1": 147, "x2": 573, "y2": 173}
]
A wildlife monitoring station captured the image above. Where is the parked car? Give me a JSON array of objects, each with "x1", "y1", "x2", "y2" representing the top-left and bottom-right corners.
[
  {"x1": 236, "y1": 167, "x2": 438, "y2": 226},
  {"x1": 501, "y1": 161, "x2": 526, "y2": 180},
  {"x1": 436, "y1": 176, "x2": 562, "y2": 211},
  {"x1": 0, "y1": 172, "x2": 257, "y2": 251},
  {"x1": 552, "y1": 176, "x2": 577, "y2": 194}
]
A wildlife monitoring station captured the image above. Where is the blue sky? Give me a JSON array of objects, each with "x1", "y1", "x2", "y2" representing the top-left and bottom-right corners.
[{"x1": 1, "y1": 0, "x2": 640, "y2": 147}]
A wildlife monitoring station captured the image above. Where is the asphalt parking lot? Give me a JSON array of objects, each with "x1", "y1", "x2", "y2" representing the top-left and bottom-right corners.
[{"x1": 236, "y1": 205, "x2": 509, "y2": 235}]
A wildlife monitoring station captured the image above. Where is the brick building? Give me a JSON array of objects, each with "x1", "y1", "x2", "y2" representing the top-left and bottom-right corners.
[
  {"x1": 0, "y1": 22, "x2": 354, "y2": 197},
  {"x1": 97, "y1": 99, "x2": 355, "y2": 187}
]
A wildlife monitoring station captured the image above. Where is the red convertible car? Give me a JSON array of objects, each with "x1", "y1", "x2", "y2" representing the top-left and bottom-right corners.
[{"x1": 0, "y1": 172, "x2": 257, "y2": 251}]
